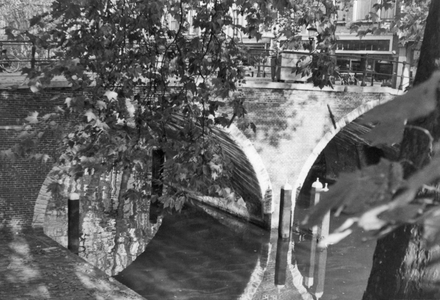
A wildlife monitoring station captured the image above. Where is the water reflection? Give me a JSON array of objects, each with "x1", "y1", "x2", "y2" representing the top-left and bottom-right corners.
[
  {"x1": 42, "y1": 169, "x2": 375, "y2": 299},
  {"x1": 115, "y1": 203, "x2": 270, "y2": 300},
  {"x1": 44, "y1": 170, "x2": 162, "y2": 276},
  {"x1": 293, "y1": 203, "x2": 375, "y2": 300}
]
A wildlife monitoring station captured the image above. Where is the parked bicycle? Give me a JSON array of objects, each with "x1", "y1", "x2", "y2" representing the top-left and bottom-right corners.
[{"x1": 0, "y1": 48, "x2": 21, "y2": 73}]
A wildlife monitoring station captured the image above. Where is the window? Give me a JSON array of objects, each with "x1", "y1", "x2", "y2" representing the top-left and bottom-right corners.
[
  {"x1": 336, "y1": 40, "x2": 391, "y2": 51},
  {"x1": 338, "y1": 0, "x2": 396, "y2": 22},
  {"x1": 354, "y1": 0, "x2": 377, "y2": 20}
]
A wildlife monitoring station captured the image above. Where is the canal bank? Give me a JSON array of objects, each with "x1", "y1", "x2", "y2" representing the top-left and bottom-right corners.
[{"x1": 0, "y1": 228, "x2": 146, "y2": 300}]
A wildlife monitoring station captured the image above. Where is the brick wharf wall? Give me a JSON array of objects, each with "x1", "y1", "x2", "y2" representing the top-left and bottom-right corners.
[{"x1": 0, "y1": 88, "x2": 69, "y2": 230}]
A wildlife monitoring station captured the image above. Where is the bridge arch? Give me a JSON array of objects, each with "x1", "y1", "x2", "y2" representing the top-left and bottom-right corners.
[
  {"x1": 32, "y1": 171, "x2": 56, "y2": 228},
  {"x1": 32, "y1": 124, "x2": 273, "y2": 228},
  {"x1": 293, "y1": 98, "x2": 390, "y2": 195}
]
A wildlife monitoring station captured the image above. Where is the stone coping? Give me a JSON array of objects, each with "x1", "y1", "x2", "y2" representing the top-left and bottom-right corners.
[
  {"x1": 241, "y1": 79, "x2": 406, "y2": 95},
  {"x1": 0, "y1": 73, "x2": 405, "y2": 96}
]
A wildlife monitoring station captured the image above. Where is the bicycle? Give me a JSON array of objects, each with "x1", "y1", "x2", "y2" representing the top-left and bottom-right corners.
[{"x1": 0, "y1": 48, "x2": 21, "y2": 73}]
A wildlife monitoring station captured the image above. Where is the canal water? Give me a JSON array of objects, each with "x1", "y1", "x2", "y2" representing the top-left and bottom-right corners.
[
  {"x1": 115, "y1": 203, "x2": 270, "y2": 299},
  {"x1": 293, "y1": 196, "x2": 376, "y2": 300},
  {"x1": 43, "y1": 172, "x2": 376, "y2": 299}
]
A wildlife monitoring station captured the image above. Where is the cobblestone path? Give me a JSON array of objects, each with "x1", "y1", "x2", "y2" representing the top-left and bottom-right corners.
[{"x1": 0, "y1": 228, "x2": 145, "y2": 300}]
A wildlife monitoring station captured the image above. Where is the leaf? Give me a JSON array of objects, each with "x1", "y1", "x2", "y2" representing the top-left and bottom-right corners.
[
  {"x1": 379, "y1": 204, "x2": 421, "y2": 223},
  {"x1": 362, "y1": 119, "x2": 404, "y2": 146},
  {"x1": 17, "y1": 130, "x2": 33, "y2": 140},
  {"x1": 161, "y1": 195, "x2": 172, "y2": 208},
  {"x1": 84, "y1": 110, "x2": 97, "y2": 122},
  {"x1": 31, "y1": 153, "x2": 51, "y2": 163},
  {"x1": 96, "y1": 100, "x2": 107, "y2": 110},
  {"x1": 174, "y1": 195, "x2": 186, "y2": 212},
  {"x1": 369, "y1": 12, "x2": 379, "y2": 23},
  {"x1": 360, "y1": 71, "x2": 440, "y2": 146},
  {"x1": 42, "y1": 113, "x2": 54, "y2": 121},
  {"x1": 30, "y1": 85, "x2": 40, "y2": 93},
  {"x1": 407, "y1": 154, "x2": 440, "y2": 190},
  {"x1": 303, "y1": 159, "x2": 404, "y2": 227},
  {"x1": 25, "y1": 111, "x2": 39, "y2": 124},
  {"x1": 42, "y1": 154, "x2": 51, "y2": 163},
  {"x1": 54, "y1": 106, "x2": 65, "y2": 113},
  {"x1": 318, "y1": 229, "x2": 353, "y2": 248},
  {"x1": 202, "y1": 164, "x2": 210, "y2": 176},
  {"x1": 29, "y1": 13, "x2": 48, "y2": 27},
  {"x1": 0, "y1": 149, "x2": 15, "y2": 162},
  {"x1": 358, "y1": 205, "x2": 389, "y2": 231},
  {"x1": 104, "y1": 90, "x2": 118, "y2": 101},
  {"x1": 95, "y1": 119, "x2": 110, "y2": 131},
  {"x1": 65, "y1": 97, "x2": 72, "y2": 107},
  {"x1": 32, "y1": 154, "x2": 43, "y2": 161},
  {"x1": 4, "y1": 27, "x2": 16, "y2": 40},
  {"x1": 46, "y1": 181, "x2": 64, "y2": 196}
]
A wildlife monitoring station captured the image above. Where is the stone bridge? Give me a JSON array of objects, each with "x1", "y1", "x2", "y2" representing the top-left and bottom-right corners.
[
  {"x1": 0, "y1": 75, "x2": 402, "y2": 231},
  {"x1": 188, "y1": 80, "x2": 400, "y2": 229},
  {"x1": 0, "y1": 75, "x2": 403, "y2": 300}
]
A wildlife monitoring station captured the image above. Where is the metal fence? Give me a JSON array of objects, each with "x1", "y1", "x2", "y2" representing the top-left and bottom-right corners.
[
  {"x1": 0, "y1": 40, "x2": 54, "y2": 73},
  {"x1": 242, "y1": 48, "x2": 413, "y2": 90},
  {"x1": 0, "y1": 40, "x2": 413, "y2": 90}
]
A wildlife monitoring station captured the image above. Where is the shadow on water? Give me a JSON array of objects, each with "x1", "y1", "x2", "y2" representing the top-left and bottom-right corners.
[{"x1": 114, "y1": 203, "x2": 270, "y2": 300}]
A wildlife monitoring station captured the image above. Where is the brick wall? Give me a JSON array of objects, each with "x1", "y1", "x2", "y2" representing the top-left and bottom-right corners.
[
  {"x1": 236, "y1": 83, "x2": 396, "y2": 228},
  {"x1": 0, "y1": 83, "x2": 398, "y2": 231},
  {"x1": 0, "y1": 88, "x2": 69, "y2": 231}
]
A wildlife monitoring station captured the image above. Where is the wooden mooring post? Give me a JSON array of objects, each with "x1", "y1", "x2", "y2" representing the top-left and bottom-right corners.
[
  {"x1": 304, "y1": 178, "x2": 330, "y2": 294},
  {"x1": 67, "y1": 192, "x2": 80, "y2": 255},
  {"x1": 275, "y1": 183, "x2": 293, "y2": 286},
  {"x1": 315, "y1": 183, "x2": 329, "y2": 300},
  {"x1": 278, "y1": 183, "x2": 292, "y2": 239}
]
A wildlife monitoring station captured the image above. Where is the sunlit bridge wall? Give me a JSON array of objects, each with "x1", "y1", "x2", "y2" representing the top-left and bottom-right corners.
[
  {"x1": 293, "y1": 99, "x2": 395, "y2": 199},
  {"x1": 40, "y1": 167, "x2": 162, "y2": 276}
]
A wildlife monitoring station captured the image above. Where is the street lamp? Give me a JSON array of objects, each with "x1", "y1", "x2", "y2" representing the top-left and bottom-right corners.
[{"x1": 307, "y1": 26, "x2": 318, "y2": 52}]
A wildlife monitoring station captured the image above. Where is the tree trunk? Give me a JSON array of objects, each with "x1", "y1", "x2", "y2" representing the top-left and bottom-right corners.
[{"x1": 363, "y1": 1, "x2": 440, "y2": 299}]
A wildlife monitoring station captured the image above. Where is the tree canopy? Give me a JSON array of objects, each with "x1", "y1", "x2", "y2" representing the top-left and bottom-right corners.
[
  {"x1": 3, "y1": 0, "x2": 345, "y2": 209},
  {"x1": 1, "y1": 0, "x2": 437, "y2": 220},
  {"x1": 2, "y1": 0, "x2": 368, "y2": 210},
  {"x1": 0, "y1": 0, "x2": 53, "y2": 31}
]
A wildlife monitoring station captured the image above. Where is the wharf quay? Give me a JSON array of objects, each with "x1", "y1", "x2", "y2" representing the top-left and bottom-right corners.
[{"x1": 0, "y1": 228, "x2": 146, "y2": 300}]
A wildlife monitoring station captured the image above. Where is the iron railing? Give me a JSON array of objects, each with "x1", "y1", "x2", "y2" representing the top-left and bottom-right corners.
[
  {"x1": 241, "y1": 48, "x2": 413, "y2": 90},
  {"x1": 0, "y1": 40, "x2": 413, "y2": 90},
  {"x1": 0, "y1": 40, "x2": 54, "y2": 73}
]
